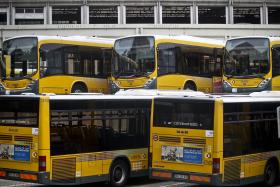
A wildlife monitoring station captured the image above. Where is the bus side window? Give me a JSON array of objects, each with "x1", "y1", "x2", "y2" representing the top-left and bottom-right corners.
[
  {"x1": 158, "y1": 44, "x2": 176, "y2": 76},
  {"x1": 272, "y1": 47, "x2": 280, "y2": 77}
]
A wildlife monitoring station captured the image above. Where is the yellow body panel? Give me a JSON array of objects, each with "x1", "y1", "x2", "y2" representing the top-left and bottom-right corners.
[
  {"x1": 157, "y1": 74, "x2": 213, "y2": 92},
  {"x1": 39, "y1": 76, "x2": 108, "y2": 94},
  {"x1": 112, "y1": 76, "x2": 151, "y2": 89}
]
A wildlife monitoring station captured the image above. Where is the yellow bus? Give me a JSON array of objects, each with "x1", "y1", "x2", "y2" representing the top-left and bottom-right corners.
[
  {"x1": 0, "y1": 35, "x2": 114, "y2": 94},
  {"x1": 110, "y1": 35, "x2": 224, "y2": 93},
  {"x1": 223, "y1": 36, "x2": 280, "y2": 93},
  {"x1": 0, "y1": 94, "x2": 152, "y2": 186},
  {"x1": 150, "y1": 91, "x2": 280, "y2": 186}
]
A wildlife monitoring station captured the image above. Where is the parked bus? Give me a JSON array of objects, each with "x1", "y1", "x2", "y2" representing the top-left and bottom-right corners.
[
  {"x1": 223, "y1": 36, "x2": 280, "y2": 93},
  {"x1": 110, "y1": 35, "x2": 224, "y2": 93},
  {"x1": 0, "y1": 93, "x2": 152, "y2": 186},
  {"x1": 150, "y1": 91, "x2": 280, "y2": 186},
  {"x1": 0, "y1": 35, "x2": 114, "y2": 94}
]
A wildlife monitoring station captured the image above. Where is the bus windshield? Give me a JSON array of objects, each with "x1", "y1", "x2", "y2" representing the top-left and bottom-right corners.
[
  {"x1": 112, "y1": 36, "x2": 155, "y2": 78},
  {"x1": 2, "y1": 37, "x2": 38, "y2": 80},
  {"x1": 224, "y1": 38, "x2": 269, "y2": 78}
]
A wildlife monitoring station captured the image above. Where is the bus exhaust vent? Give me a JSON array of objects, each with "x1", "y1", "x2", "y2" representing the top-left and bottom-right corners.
[
  {"x1": 183, "y1": 138, "x2": 206, "y2": 145},
  {"x1": 14, "y1": 136, "x2": 33, "y2": 143},
  {"x1": 223, "y1": 159, "x2": 241, "y2": 185},
  {"x1": 0, "y1": 135, "x2": 12, "y2": 141},
  {"x1": 52, "y1": 158, "x2": 76, "y2": 183},
  {"x1": 159, "y1": 136, "x2": 181, "y2": 143}
]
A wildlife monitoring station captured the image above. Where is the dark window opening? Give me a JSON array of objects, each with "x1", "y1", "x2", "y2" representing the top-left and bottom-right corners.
[
  {"x1": 162, "y1": 6, "x2": 190, "y2": 24},
  {"x1": 268, "y1": 7, "x2": 280, "y2": 24},
  {"x1": 223, "y1": 102, "x2": 280, "y2": 157},
  {"x1": 89, "y1": 6, "x2": 118, "y2": 24},
  {"x1": 15, "y1": 7, "x2": 43, "y2": 14},
  {"x1": 234, "y1": 7, "x2": 260, "y2": 24},
  {"x1": 52, "y1": 6, "x2": 81, "y2": 24},
  {"x1": 126, "y1": 6, "x2": 154, "y2": 24},
  {"x1": 153, "y1": 98, "x2": 214, "y2": 130},
  {"x1": 272, "y1": 45, "x2": 280, "y2": 77},
  {"x1": 15, "y1": 8, "x2": 24, "y2": 13},
  {"x1": 49, "y1": 100, "x2": 151, "y2": 155},
  {"x1": 0, "y1": 98, "x2": 39, "y2": 128},
  {"x1": 198, "y1": 6, "x2": 226, "y2": 24},
  {"x1": 15, "y1": 19, "x2": 44, "y2": 25},
  {"x1": 158, "y1": 43, "x2": 222, "y2": 77},
  {"x1": 0, "y1": 13, "x2": 7, "y2": 25}
]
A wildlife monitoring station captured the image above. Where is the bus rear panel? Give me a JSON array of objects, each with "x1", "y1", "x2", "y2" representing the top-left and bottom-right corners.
[
  {"x1": 150, "y1": 97, "x2": 221, "y2": 185},
  {"x1": 0, "y1": 96, "x2": 42, "y2": 183}
]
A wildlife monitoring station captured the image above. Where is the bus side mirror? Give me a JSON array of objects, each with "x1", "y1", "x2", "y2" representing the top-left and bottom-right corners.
[{"x1": 4, "y1": 55, "x2": 11, "y2": 78}]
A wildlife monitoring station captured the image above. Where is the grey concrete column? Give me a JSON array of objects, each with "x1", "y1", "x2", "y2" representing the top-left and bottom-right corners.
[
  {"x1": 159, "y1": 3, "x2": 162, "y2": 24},
  {"x1": 262, "y1": 3, "x2": 268, "y2": 24},
  {"x1": 49, "y1": 6, "x2": 52, "y2": 24},
  {"x1": 191, "y1": 2, "x2": 198, "y2": 24},
  {"x1": 44, "y1": 6, "x2": 47, "y2": 24},
  {"x1": 228, "y1": 5, "x2": 233, "y2": 24},
  {"x1": 81, "y1": 5, "x2": 88, "y2": 24},
  {"x1": 9, "y1": 2, "x2": 13, "y2": 25},
  {"x1": 6, "y1": 7, "x2": 10, "y2": 25},
  {"x1": 122, "y1": 5, "x2": 126, "y2": 24}
]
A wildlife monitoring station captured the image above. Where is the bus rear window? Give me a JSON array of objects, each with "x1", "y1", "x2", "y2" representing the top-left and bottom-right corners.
[
  {"x1": 153, "y1": 99, "x2": 214, "y2": 130},
  {"x1": 0, "y1": 98, "x2": 39, "y2": 127}
]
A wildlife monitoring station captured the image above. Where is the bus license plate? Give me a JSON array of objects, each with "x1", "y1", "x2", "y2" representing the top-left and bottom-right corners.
[
  {"x1": 174, "y1": 174, "x2": 188, "y2": 180},
  {"x1": 8, "y1": 172, "x2": 20, "y2": 178}
]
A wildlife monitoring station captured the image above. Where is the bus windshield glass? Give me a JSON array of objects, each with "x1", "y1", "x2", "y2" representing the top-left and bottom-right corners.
[
  {"x1": 112, "y1": 36, "x2": 155, "y2": 78},
  {"x1": 224, "y1": 38, "x2": 269, "y2": 78},
  {"x1": 2, "y1": 37, "x2": 38, "y2": 80}
]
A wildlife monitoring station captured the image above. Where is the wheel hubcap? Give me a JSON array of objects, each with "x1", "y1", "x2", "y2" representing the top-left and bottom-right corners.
[{"x1": 113, "y1": 166, "x2": 125, "y2": 184}]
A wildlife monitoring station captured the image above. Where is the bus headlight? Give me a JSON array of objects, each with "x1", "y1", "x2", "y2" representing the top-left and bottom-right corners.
[
  {"x1": 223, "y1": 80, "x2": 232, "y2": 88},
  {"x1": 258, "y1": 78, "x2": 271, "y2": 88},
  {"x1": 110, "y1": 82, "x2": 120, "y2": 94},
  {"x1": 26, "y1": 79, "x2": 39, "y2": 94},
  {"x1": 143, "y1": 77, "x2": 157, "y2": 89}
]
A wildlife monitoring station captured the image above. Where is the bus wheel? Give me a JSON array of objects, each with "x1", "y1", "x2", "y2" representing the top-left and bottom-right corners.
[
  {"x1": 71, "y1": 84, "x2": 88, "y2": 93},
  {"x1": 184, "y1": 82, "x2": 197, "y2": 91},
  {"x1": 264, "y1": 160, "x2": 278, "y2": 186},
  {"x1": 109, "y1": 160, "x2": 129, "y2": 187}
]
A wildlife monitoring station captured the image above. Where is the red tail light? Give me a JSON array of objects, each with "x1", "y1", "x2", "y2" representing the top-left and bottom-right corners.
[
  {"x1": 39, "y1": 156, "x2": 46, "y2": 171},
  {"x1": 212, "y1": 158, "x2": 220, "y2": 174}
]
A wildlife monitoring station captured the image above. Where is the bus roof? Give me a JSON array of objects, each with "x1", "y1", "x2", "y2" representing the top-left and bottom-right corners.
[
  {"x1": 227, "y1": 36, "x2": 280, "y2": 42},
  {"x1": 116, "y1": 35, "x2": 225, "y2": 47},
  {"x1": 4, "y1": 35, "x2": 115, "y2": 45}
]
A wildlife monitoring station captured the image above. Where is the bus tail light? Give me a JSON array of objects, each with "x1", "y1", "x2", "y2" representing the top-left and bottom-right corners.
[
  {"x1": 0, "y1": 171, "x2": 6, "y2": 177},
  {"x1": 212, "y1": 158, "x2": 220, "y2": 174},
  {"x1": 39, "y1": 156, "x2": 46, "y2": 171}
]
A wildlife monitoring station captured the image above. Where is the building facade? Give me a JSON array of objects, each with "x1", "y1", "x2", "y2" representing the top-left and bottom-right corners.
[{"x1": 0, "y1": 0, "x2": 280, "y2": 47}]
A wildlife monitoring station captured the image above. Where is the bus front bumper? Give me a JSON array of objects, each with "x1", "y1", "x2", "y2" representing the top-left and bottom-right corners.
[
  {"x1": 0, "y1": 168, "x2": 50, "y2": 184},
  {"x1": 150, "y1": 168, "x2": 224, "y2": 186},
  {"x1": 0, "y1": 80, "x2": 39, "y2": 95}
]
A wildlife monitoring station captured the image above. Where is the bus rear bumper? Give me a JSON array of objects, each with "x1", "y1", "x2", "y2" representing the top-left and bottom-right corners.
[
  {"x1": 150, "y1": 168, "x2": 224, "y2": 186},
  {"x1": 0, "y1": 168, "x2": 50, "y2": 184}
]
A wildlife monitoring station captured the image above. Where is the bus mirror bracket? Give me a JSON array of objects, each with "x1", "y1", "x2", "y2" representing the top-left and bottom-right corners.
[
  {"x1": 277, "y1": 106, "x2": 280, "y2": 138},
  {"x1": 4, "y1": 55, "x2": 11, "y2": 78}
]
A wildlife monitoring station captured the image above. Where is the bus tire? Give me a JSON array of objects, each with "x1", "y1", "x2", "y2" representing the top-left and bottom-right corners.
[
  {"x1": 109, "y1": 159, "x2": 129, "y2": 187},
  {"x1": 263, "y1": 159, "x2": 278, "y2": 186},
  {"x1": 184, "y1": 82, "x2": 197, "y2": 91},
  {"x1": 71, "y1": 83, "x2": 88, "y2": 93}
]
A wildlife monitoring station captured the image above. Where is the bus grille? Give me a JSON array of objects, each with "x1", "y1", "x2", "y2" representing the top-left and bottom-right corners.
[
  {"x1": 52, "y1": 158, "x2": 76, "y2": 183},
  {"x1": 223, "y1": 159, "x2": 241, "y2": 185},
  {"x1": 0, "y1": 135, "x2": 12, "y2": 141},
  {"x1": 183, "y1": 138, "x2": 206, "y2": 145},
  {"x1": 14, "y1": 136, "x2": 33, "y2": 143},
  {"x1": 159, "y1": 136, "x2": 181, "y2": 143}
]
